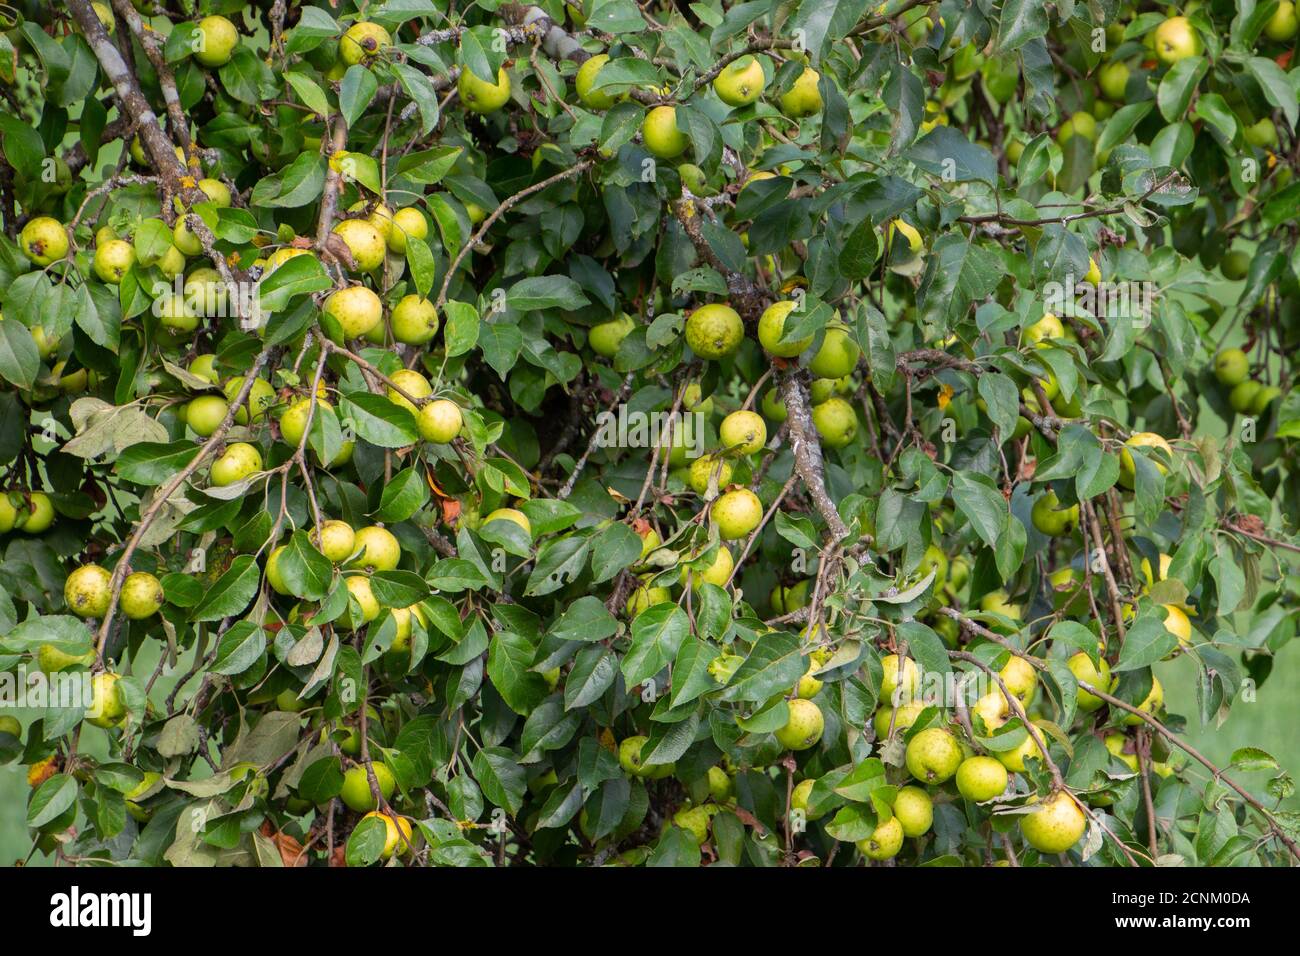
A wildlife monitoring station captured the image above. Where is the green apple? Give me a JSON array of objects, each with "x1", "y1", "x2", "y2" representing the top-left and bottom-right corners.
[
  {"x1": 642, "y1": 105, "x2": 689, "y2": 159},
  {"x1": 1220, "y1": 250, "x2": 1250, "y2": 280},
  {"x1": 856, "y1": 816, "x2": 903, "y2": 860},
  {"x1": 20, "y1": 216, "x2": 68, "y2": 266},
  {"x1": 711, "y1": 488, "x2": 762, "y2": 540},
  {"x1": 65, "y1": 564, "x2": 112, "y2": 618},
  {"x1": 1067, "y1": 652, "x2": 1113, "y2": 712},
  {"x1": 757, "y1": 300, "x2": 812, "y2": 357},
  {"x1": 1153, "y1": 16, "x2": 1202, "y2": 65},
  {"x1": 185, "y1": 395, "x2": 229, "y2": 437},
  {"x1": 956, "y1": 755, "x2": 1009, "y2": 801},
  {"x1": 1244, "y1": 117, "x2": 1278, "y2": 149},
  {"x1": 1213, "y1": 347, "x2": 1249, "y2": 386},
  {"x1": 390, "y1": 294, "x2": 439, "y2": 345},
  {"x1": 210, "y1": 442, "x2": 263, "y2": 486},
  {"x1": 811, "y1": 397, "x2": 858, "y2": 449},
  {"x1": 194, "y1": 15, "x2": 239, "y2": 68},
  {"x1": 713, "y1": 55, "x2": 766, "y2": 107},
  {"x1": 459, "y1": 66, "x2": 512, "y2": 113},
  {"x1": 418, "y1": 400, "x2": 463, "y2": 443},
  {"x1": 808, "y1": 325, "x2": 861, "y2": 378},
  {"x1": 1098, "y1": 61, "x2": 1130, "y2": 101},
  {"x1": 339, "y1": 762, "x2": 396, "y2": 812},
  {"x1": 589, "y1": 314, "x2": 635, "y2": 357},
  {"x1": 685, "y1": 303, "x2": 743, "y2": 360},
  {"x1": 1019, "y1": 791, "x2": 1087, "y2": 853},
  {"x1": 93, "y1": 239, "x2": 136, "y2": 283},
  {"x1": 778, "y1": 66, "x2": 823, "y2": 117},
  {"x1": 774, "y1": 698, "x2": 824, "y2": 751},
  {"x1": 339, "y1": 21, "x2": 391, "y2": 66},
  {"x1": 893, "y1": 786, "x2": 933, "y2": 837},
  {"x1": 1265, "y1": 1, "x2": 1298, "y2": 41},
  {"x1": 1031, "y1": 489, "x2": 1079, "y2": 536},
  {"x1": 905, "y1": 728, "x2": 962, "y2": 784},
  {"x1": 575, "y1": 53, "x2": 623, "y2": 110},
  {"x1": 1057, "y1": 111, "x2": 1097, "y2": 145}
]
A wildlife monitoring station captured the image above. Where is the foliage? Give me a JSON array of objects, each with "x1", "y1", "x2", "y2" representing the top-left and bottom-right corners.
[{"x1": 0, "y1": 0, "x2": 1298, "y2": 867}]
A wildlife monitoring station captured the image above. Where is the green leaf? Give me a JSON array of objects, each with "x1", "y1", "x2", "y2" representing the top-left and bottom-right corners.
[
  {"x1": 373, "y1": 466, "x2": 429, "y2": 522},
  {"x1": 0, "y1": 318, "x2": 40, "y2": 389},
  {"x1": 339, "y1": 65, "x2": 378, "y2": 129},
  {"x1": 116, "y1": 441, "x2": 201, "y2": 486},
  {"x1": 193, "y1": 556, "x2": 261, "y2": 622},
  {"x1": 951, "y1": 472, "x2": 1006, "y2": 551},
  {"x1": 277, "y1": 531, "x2": 334, "y2": 601},
  {"x1": 28, "y1": 774, "x2": 77, "y2": 828},
  {"x1": 211, "y1": 620, "x2": 267, "y2": 675},
  {"x1": 550, "y1": 595, "x2": 619, "y2": 644},
  {"x1": 507, "y1": 275, "x2": 591, "y2": 312},
  {"x1": 471, "y1": 747, "x2": 526, "y2": 815},
  {"x1": 622, "y1": 604, "x2": 690, "y2": 687},
  {"x1": 340, "y1": 391, "x2": 419, "y2": 448}
]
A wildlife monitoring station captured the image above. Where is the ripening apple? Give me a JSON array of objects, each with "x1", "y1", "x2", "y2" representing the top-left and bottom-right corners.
[
  {"x1": 339, "y1": 21, "x2": 391, "y2": 66},
  {"x1": 386, "y1": 207, "x2": 428, "y2": 254},
  {"x1": 575, "y1": 53, "x2": 623, "y2": 110},
  {"x1": 351, "y1": 525, "x2": 402, "y2": 571},
  {"x1": 333, "y1": 219, "x2": 386, "y2": 272},
  {"x1": 711, "y1": 488, "x2": 762, "y2": 540},
  {"x1": 210, "y1": 442, "x2": 263, "y2": 487},
  {"x1": 641, "y1": 105, "x2": 689, "y2": 159},
  {"x1": 778, "y1": 66, "x2": 823, "y2": 117},
  {"x1": 774, "y1": 698, "x2": 824, "y2": 751},
  {"x1": 713, "y1": 55, "x2": 766, "y2": 107},
  {"x1": 19, "y1": 216, "x2": 68, "y2": 266},
  {"x1": 1152, "y1": 16, "x2": 1202, "y2": 65},
  {"x1": 688, "y1": 455, "x2": 733, "y2": 494},
  {"x1": 808, "y1": 325, "x2": 861, "y2": 378},
  {"x1": 387, "y1": 369, "x2": 433, "y2": 415},
  {"x1": 120, "y1": 571, "x2": 164, "y2": 620},
  {"x1": 339, "y1": 762, "x2": 396, "y2": 812},
  {"x1": 324, "y1": 285, "x2": 384, "y2": 340},
  {"x1": 589, "y1": 314, "x2": 635, "y2": 358},
  {"x1": 193, "y1": 15, "x2": 238, "y2": 67},
  {"x1": 1118, "y1": 431, "x2": 1172, "y2": 487},
  {"x1": 684, "y1": 303, "x2": 743, "y2": 360},
  {"x1": 312, "y1": 520, "x2": 356, "y2": 563},
  {"x1": 680, "y1": 545, "x2": 733, "y2": 590},
  {"x1": 185, "y1": 395, "x2": 230, "y2": 437},
  {"x1": 757, "y1": 300, "x2": 813, "y2": 357},
  {"x1": 1097, "y1": 60, "x2": 1130, "y2": 101},
  {"x1": 341, "y1": 575, "x2": 380, "y2": 628},
  {"x1": 719, "y1": 410, "x2": 766, "y2": 455},
  {"x1": 93, "y1": 239, "x2": 136, "y2": 283},
  {"x1": 458, "y1": 66, "x2": 512, "y2": 113},
  {"x1": 65, "y1": 564, "x2": 113, "y2": 618},
  {"x1": 362, "y1": 811, "x2": 413, "y2": 859}
]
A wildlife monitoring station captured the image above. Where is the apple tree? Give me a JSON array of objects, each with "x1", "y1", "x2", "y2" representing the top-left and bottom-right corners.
[{"x1": 0, "y1": 0, "x2": 1299, "y2": 867}]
